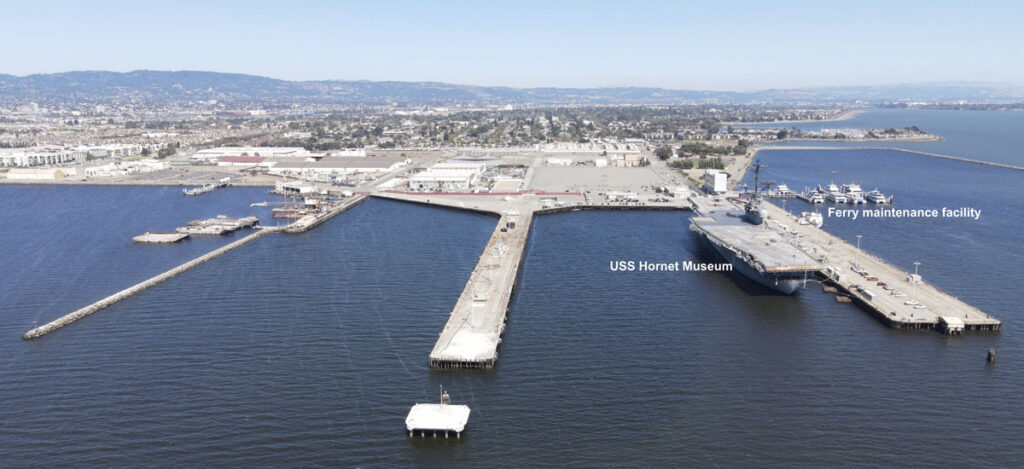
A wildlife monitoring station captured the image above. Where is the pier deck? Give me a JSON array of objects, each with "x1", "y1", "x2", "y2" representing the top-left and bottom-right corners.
[
  {"x1": 429, "y1": 211, "x2": 532, "y2": 368},
  {"x1": 24, "y1": 227, "x2": 279, "y2": 339},
  {"x1": 760, "y1": 201, "x2": 1001, "y2": 332}
]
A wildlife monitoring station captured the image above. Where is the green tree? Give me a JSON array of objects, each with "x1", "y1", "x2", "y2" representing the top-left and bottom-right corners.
[{"x1": 654, "y1": 145, "x2": 673, "y2": 160}]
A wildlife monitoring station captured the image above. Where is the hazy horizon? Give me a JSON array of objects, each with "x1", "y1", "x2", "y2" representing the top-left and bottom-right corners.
[
  {"x1": 2, "y1": 1, "x2": 1022, "y2": 90},
  {"x1": 2, "y1": 69, "x2": 1020, "y2": 94}
]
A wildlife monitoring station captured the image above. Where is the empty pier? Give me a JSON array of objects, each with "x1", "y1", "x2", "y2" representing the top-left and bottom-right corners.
[
  {"x1": 430, "y1": 211, "x2": 532, "y2": 368},
  {"x1": 24, "y1": 227, "x2": 278, "y2": 340}
]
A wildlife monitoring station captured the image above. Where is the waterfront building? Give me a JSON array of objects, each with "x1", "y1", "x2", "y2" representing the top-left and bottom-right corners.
[{"x1": 704, "y1": 169, "x2": 728, "y2": 194}]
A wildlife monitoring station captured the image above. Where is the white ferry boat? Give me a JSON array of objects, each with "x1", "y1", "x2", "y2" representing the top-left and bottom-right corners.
[
  {"x1": 822, "y1": 183, "x2": 847, "y2": 203},
  {"x1": 841, "y1": 183, "x2": 866, "y2": 204},
  {"x1": 866, "y1": 189, "x2": 891, "y2": 204},
  {"x1": 826, "y1": 191, "x2": 847, "y2": 203},
  {"x1": 773, "y1": 184, "x2": 795, "y2": 198}
]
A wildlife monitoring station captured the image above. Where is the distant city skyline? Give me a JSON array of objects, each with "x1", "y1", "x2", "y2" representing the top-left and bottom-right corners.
[{"x1": 3, "y1": 0, "x2": 1023, "y2": 91}]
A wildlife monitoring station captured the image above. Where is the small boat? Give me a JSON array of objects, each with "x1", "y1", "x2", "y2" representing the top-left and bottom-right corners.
[{"x1": 250, "y1": 201, "x2": 269, "y2": 207}]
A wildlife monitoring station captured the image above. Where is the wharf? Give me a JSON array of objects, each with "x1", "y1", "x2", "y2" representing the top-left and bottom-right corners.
[
  {"x1": 429, "y1": 210, "x2": 532, "y2": 368},
  {"x1": 133, "y1": 232, "x2": 189, "y2": 243},
  {"x1": 282, "y1": 194, "x2": 368, "y2": 233},
  {"x1": 690, "y1": 195, "x2": 1000, "y2": 332},
  {"x1": 760, "y1": 201, "x2": 1001, "y2": 332}
]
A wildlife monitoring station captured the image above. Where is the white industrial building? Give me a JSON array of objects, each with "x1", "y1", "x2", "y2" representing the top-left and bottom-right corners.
[
  {"x1": 704, "y1": 169, "x2": 728, "y2": 194},
  {"x1": 409, "y1": 162, "x2": 487, "y2": 191}
]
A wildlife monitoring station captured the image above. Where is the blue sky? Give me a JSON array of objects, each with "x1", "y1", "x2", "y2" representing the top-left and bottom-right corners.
[{"x1": 2, "y1": 0, "x2": 1021, "y2": 90}]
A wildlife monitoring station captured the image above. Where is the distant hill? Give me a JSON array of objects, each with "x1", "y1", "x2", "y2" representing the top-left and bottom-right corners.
[{"x1": 0, "y1": 70, "x2": 1020, "y2": 106}]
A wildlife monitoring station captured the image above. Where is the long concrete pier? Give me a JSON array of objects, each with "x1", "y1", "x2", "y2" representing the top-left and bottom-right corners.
[
  {"x1": 24, "y1": 195, "x2": 369, "y2": 340},
  {"x1": 759, "y1": 200, "x2": 1001, "y2": 333},
  {"x1": 369, "y1": 191, "x2": 691, "y2": 367},
  {"x1": 429, "y1": 211, "x2": 533, "y2": 368},
  {"x1": 23, "y1": 227, "x2": 278, "y2": 340}
]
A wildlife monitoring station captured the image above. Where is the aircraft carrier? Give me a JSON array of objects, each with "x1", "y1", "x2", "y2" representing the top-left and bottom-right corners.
[{"x1": 689, "y1": 195, "x2": 821, "y2": 294}]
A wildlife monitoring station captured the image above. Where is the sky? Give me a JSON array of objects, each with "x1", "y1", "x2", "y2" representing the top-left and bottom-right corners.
[{"x1": 2, "y1": 0, "x2": 1022, "y2": 91}]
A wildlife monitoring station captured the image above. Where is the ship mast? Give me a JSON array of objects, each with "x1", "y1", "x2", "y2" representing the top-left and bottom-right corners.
[{"x1": 752, "y1": 160, "x2": 764, "y2": 198}]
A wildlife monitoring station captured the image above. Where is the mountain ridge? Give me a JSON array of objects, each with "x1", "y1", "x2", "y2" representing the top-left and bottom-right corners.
[{"x1": 1, "y1": 70, "x2": 1020, "y2": 106}]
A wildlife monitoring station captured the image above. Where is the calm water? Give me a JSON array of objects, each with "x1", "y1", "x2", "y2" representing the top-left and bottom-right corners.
[
  {"x1": 742, "y1": 108, "x2": 1024, "y2": 166},
  {"x1": 2, "y1": 130, "x2": 1023, "y2": 465}
]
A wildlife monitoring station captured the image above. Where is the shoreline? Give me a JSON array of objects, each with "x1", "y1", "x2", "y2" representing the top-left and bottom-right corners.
[
  {"x1": 720, "y1": 108, "x2": 864, "y2": 126},
  {"x1": 779, "y1": 134, "x2": 943, "y2": 143}
]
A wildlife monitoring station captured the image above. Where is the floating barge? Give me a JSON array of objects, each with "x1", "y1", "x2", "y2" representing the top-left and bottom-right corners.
[
  {"x1": 406, "y1": 388, "x2": 470, "y2": 439},
  {"x1": 132, "y1": 232, "x2": 189, "y2": 243}
]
